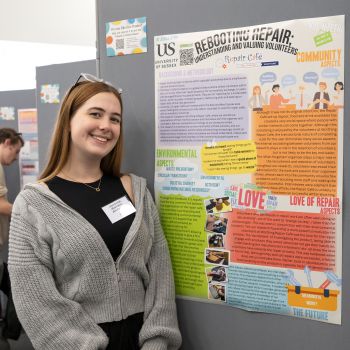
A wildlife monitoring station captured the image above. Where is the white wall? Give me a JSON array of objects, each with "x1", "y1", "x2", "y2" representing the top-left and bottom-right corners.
[
  {"x1": 0, "y1": 41, "x2": 96, "y2": 91},
  {"x1": 0, "y1": 0, "x2": 96, "y2": 90},
  {"x1": 0, "y1": 0, "x2": 96, "y2": 46}
]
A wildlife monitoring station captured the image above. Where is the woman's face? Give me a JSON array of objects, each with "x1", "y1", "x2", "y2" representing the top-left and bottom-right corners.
[
  {"x1": 335, "y1": 83, "x2": 342, "y2": 92},
  {"x1": 69, "y1": 92, "x2": 122, "y2": 162},
  {"x1": 253, "y1": 86, "x2": 261, "y2": 95}
]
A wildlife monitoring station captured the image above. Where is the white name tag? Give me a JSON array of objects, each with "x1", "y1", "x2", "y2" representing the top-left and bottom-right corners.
[{"x1": 102, "y1": 196, "x2": 136, "y2": 224}]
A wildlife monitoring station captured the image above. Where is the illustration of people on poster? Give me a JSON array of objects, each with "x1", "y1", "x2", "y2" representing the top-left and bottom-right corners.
[{"x1": 154, "y1": 15, "x2": 343, "y2": 324}]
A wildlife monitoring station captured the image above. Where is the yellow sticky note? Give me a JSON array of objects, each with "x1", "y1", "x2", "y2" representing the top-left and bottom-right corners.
[{"x1": 201, "y1": 140, "x2": 257, "y2": 175}]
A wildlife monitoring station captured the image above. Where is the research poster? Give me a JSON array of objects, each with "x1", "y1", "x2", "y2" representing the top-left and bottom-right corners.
[
  {"x1": 154, "y1": 15, "x2": 344, "y2": 324},
  {"x1": 105, "y1": 17, "x2": 147, "y2": 56},
  {"x1": 40, "y1": 84, "x2": 60, "y2": 104},
  {"x1": 17, "y1": 109, "x2": 39, "y2": 186},
  {"x1": 0, "y1": 106, "x2": 15, "y2": 120}
]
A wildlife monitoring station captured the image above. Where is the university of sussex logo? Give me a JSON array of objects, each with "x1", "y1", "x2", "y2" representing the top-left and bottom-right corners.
[{"x1": 157, "y1": 42, "x2": 176, "y2": 57}]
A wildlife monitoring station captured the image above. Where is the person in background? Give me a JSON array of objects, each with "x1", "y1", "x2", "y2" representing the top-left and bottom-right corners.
[
  {"x1": 0, "y1": 128, "x2": 24, "y2": 349},
  {"x1": 8, "y1": 74, "x2": 181, "y2": 350},
  {"x1": 0, "y1": 129, "x2": 24, "y2": 247}
]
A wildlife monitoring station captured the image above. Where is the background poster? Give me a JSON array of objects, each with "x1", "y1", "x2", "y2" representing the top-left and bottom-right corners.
[
  {"x1": 154, "y1": 15, "x2": 344, "y2": 324},
  {"x1": 40, "y1": 84, "x2": 60, "y2": 104},
  {"x1": 105, "y1": 17, "x2": 147, "y2": 56},
  {"x1": 17, "y1": 109, "x2": 39, "y2": 186},
  {"x1": 0, "y1": 106, "x2": 15, "y2": 120}
]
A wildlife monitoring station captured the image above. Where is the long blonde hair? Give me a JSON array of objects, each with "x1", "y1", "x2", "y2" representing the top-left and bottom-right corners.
[{"x1": 39, "y1": 81, "x2": 123, "y2": 182}]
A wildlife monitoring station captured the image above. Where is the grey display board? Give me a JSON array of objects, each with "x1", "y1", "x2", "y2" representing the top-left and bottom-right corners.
[
  {"x1": 36, "y1": 60, "x2": 96, "y2": 172},
  {"x1": 0, "y1": 89, "x2": 35, "y2": 203},
  {"x1": 96, "y1": 1, "x2": 349, "y2": 349}
]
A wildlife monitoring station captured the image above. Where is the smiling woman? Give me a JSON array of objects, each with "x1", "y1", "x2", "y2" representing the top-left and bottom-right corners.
[
  {"x1": 68, "y1": 92, "x2": 122, "y2": 167},
  {"x1": 39, "y1": 75, "x2": 124, "y2": 183},
  {"x1": 7, "y1": 74, "x2": 181, "y2": 350}
]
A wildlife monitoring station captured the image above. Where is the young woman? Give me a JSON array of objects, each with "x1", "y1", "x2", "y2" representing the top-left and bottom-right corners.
[{"x1": 8, "y1": 74, "x2": 182, "y2": 350}]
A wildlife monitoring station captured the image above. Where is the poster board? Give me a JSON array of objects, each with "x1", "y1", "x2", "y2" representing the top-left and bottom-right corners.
[
  {"x1": 154, "y1": 15, "x2": 343, "y2": 325},
  {"x1": 0, "y1": 89, "x2": 35, "y2": 202},
  {"x1": 36, "y1": 60, "x2": 96, "y2": 172},
  {"x1": 96, "y1": 0, "x2": 350, "y2": 348}
]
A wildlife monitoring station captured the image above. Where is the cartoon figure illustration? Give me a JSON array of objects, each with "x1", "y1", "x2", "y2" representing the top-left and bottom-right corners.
[
  {"x1": 292, "y1": 84, "x2": 312, "y2": 109},
  {"x1": 332, "y1": 81, "x2": 344, "y2": 109},
  {"x1": 312, "y1": 81, "x2": 330, "y2": 109},
  {"x1": 269, "y1": 84, "x2": 291, "y2": 109},
  {"x1": 249, "y1": 85, "x2": 267, "y2": 111}
]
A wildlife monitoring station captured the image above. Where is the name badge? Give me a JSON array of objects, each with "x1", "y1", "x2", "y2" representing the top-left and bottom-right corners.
[{"x1": 102, "y1": 196, "x2": 136, "y2": 224}]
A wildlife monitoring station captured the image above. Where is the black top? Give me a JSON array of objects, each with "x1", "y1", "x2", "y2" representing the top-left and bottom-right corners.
[
  {"x1": 47, "y1": 174, "x2": 135, "y2": 261},
  {"x1": 47, "y1": 175, "x2": 142, "y2": 349}
]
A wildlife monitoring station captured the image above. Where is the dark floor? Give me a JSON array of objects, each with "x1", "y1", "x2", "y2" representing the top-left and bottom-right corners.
[
  {"x1": 9, "y1": 333, "x2": 34, "y2": 350},
  {"x1": 0, "y1": 323, "x2": 34, "y2": 350},
  {"x1": 1, "y1": 247, "x2": 34, "y2": 349}
]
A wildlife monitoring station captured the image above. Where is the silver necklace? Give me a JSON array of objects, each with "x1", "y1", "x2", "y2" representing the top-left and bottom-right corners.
[{"x1": 62, "y1": 173, "x2": 102, "y2": 192}]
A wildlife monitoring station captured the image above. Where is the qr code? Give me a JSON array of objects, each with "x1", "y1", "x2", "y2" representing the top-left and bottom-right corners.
[
  {"x1": 115, "y1": 39, "x2": 125, "y2": 50},
  {"x1": 180, "y1": 48, "x2": 194, "y2": 66}
]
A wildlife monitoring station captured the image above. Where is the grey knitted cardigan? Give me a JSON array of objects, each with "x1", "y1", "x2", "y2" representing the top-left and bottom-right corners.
[{"x1": 8, "y1": 174, "x2": 181, "y2": 350}]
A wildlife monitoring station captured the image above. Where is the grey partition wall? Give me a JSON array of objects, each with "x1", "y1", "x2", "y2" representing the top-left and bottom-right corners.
[
  {"x1": 96, "y1": 1, "x2": 349, "y2": 349},
  {"x1": 36, "y1": 60, "x2": 96, "y2": 172},
  {"x1": 0, "y1": 89, "x2": 35, "y2": 202}
]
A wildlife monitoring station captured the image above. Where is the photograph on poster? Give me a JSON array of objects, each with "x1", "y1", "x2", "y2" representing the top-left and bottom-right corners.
[
  {"x1": 205, "y1": 249, "x2": 229, "y2": 266},
  {"x1": 206, "y1": 266, "x2": 228, "y2": 283},
  {"x1": 208, "y1": 233, "x2": 224, "y2": 248},
  {"x1": 208, "y1": 283, "x2": 226, "y2": 302},
  {"x1": 204, "y1": 197, "x2": 232, "y2": 214},
  {"x1": 205, "y1": 214, "x2": 228, "y2": 234}
]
